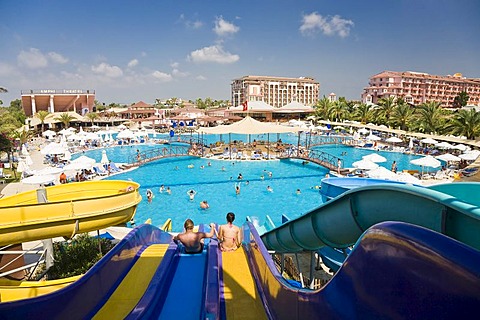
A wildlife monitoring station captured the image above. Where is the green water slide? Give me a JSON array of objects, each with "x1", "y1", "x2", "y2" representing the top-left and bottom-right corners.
[{"x1": 261, "y1": 182, "x2": 480, "y2": 252}]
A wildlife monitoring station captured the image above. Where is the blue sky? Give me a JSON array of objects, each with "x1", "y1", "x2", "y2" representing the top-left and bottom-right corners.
[{"x1": 1, "y1": 0, "x2": 479, "y2": 106}]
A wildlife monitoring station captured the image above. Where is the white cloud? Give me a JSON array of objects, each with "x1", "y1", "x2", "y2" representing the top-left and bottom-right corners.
[
  {"x1": 0, "y1": 62, "x2": 16, "y2": 76},
  {"x1": 48, "y1": 52, "x2": 68, "y2": 64},
  {"x1": 300, "y1": 12, "x2": 354, "y2": 38},
  {"x1": 128, "y1": 59, "x2": 139, "y2": 68},
  {"x1": 172, "y1": 68, "x2": 189, "y2": 77},
  {"x1": 213, "y1": 17, "x2": 239, "y2": 37},
  {"x1": 179, "y1": 14, "x2": 203, "y2": 29},
  {"x1": 152, "y1": 71, "x2": 173, "y2": 82},
  {"x1": 91, "y1": 62, "x2": 123, "y2": 78},
  {"x1": 17, "y1": 48, "x2": 48, "y2": 69},
  {"x1": 188, "y1": 45, "x2": 239, "y2": 64},
  {"x1": 171, "y1": 62, "x2": 179, "y2": 68},
  {"x1": 196, "y1": 75, "x2": 207, "y2": 81}
]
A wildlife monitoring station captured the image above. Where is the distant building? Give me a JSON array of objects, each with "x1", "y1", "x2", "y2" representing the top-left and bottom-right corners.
[
  {"x1": 362, "y1": 71, "x2": 480, "y2": 108},
  {"x1": 21, "y1": 89, "x2": 95, "y2": 116},
  {"x1": 231, "y1": 75, "x2": 320, "y2": 108}
]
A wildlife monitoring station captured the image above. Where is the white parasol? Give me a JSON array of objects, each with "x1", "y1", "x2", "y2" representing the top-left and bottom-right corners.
[
  {"x1": 100, "y1": 150, "x2": 109, "y2": 165},
  {"x1": 366, "y1": 166, "x2": 397, "y2": 179},
  {"x1": 410, "y1": 155, "x2": 441, "y2": 168},
  {"x1": 435, "y1": 153, "x2": 460, "y2": 162},
  {"x1": 385, "y1": 136, "x2": 403, "y2": 143},
  {"x1": 22, "y1": 174, "x2": 56, "y2": 185},
  {"x1": 352, "y1": 159, "x2": 379, "y2": 170},
  {"x1": 420, "y1": 138, "x2": 438, "y2": 145},
  {"x1": 34, "y1": 166, "x2": 64, "y2": 176},
  {"x1": 362, "y1": 153, "x2": 387, "y2": 163}
]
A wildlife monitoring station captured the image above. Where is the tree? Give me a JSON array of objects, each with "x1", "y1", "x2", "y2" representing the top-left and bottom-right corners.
[
  {"x1": 328, "y1": 100, "x2": 348, "y2": 122},
  {"x1": 54, "y1": 113, "x2": 76, "y2": 128},
  {"x1": 314, "y1": 96, "x2": 332, "y2": 120},
  {"x1": 352, "y1": 103, "x2": 375, "y2": 124},
  {"x1": 35, "y1": 110, "x2": 50, "y2": 133},
  {"x1": 449, "y1": 108, "x2": 480, "y2": 140},
  {"x1": 390, "y1": 100, "x2": 415, "y2": 131},
  {"x1": 453, "y1": 91, "x2": 469, "y2": 109},
  {"x1": 376, "y1": 96, "x2": 397, "y2": 126},
  {"x1": 414, "y1": 101, "x2": 449, "y2": 134},
  {"x1": 85, "y1": 112, "x2": 99, "y2": 125}
]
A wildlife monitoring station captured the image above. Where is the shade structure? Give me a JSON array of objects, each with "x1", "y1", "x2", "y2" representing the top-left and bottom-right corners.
[
  {"x1": 100, "y1": 150, "x2": 109, "y2": 165},
  {"x1": 42, "y1": 130, "x2": 56, "y2": 138},
  {"x1": 420, "y1": 138, "x2": 438, "y2": 145},
  {"x1": 116, "y1": 129, "x2": 136, "y2": 139},
  {"x1": 34, "y1": 166, "x2": 63, "y2": 176},
  {"x1": 71, "y1": 155, "x2": 96, "y2": 166},
  {"x1": 459, "y1": 153, "x2": 479, "y2": 161},
  {"x1": 435, "y1": 153, "x2": 461, "y2": 162},
  {"x1": 452, "y1": 144, "x2": 468, "y2": 151},
  {"x1": 435, "y1": 141, "x2": 454, "y2": 149},
  {"x1": 366, "y1": 166, "x2": 397, "y2": 179},
  {"x1": 410, "y1": 155, "x2": 441, "y2": 168},
  {"x1": 366, "y1": 134, "x2": 381, "y2": 141},
  {"x1": 358, "y1": 128, "x2": 369, "y2": 135},
  {"x1": 352, "y1": 159, "x2": 379, "y2": 170},
  {"x1": 385, "y1": 136, "x2": 403, "y2": 143},
  {"x1": 362, "y1": 153, "x2": 387, "y2": 163},
  {"x1": 396, "y1": 172, "x2": 422, "y2": 184},
  {"x1": 197, "y1": 116, "x2": 303, "y2": 134},
  {"x1": 64, "y1": 162, "x2": 92, "y2": 171},
  {"x1": 40, "y1": 142, "x2": 67, "y2": 155},
  {"x1": 22, "y1": 174, "x2": 56, "y2": 185},
  {"x1": 16, "y1": 160, "x2": 29, "y2": 173}
]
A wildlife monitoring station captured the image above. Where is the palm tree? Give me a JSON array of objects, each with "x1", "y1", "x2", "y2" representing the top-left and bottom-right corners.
[
  {"x1": 12, "y1": 127, "x2": 34, "y2": 146},
  {"x1": 414, "y1": 101, "x2": 448, "y2": 134},
  {"x1": 54, "y1": 113, "x2": 76, "y2": 129},
  {"x1": 85, "y1": 112, "x2": 99, "y2": 126},
  {"x1": 390, "y1": 101, "x2": 415, "y2": 131},
  {"x1": 453, "y1": 91, "x2": 469, "y2": 109},
  {"x1": 376, "y1": 96, "x2": 396, "y2": 126},
  {"x1": 314, "y1": 96, "x2": 332, "y2": 120},
  {"x1": 352, "y1": 103, "x2": 375, "y2": 124},
  {"x1": 449, "y1": 108, "x2": 480, "y2": 140},
  {"x1": 35, "y1": 110, "x2": 50, "y2": 133},
  {"x1": 328, "y1": 100, "x2": 348, "y2": 122}
]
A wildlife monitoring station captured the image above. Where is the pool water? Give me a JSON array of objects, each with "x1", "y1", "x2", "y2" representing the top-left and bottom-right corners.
[
  {"x1": 107, "y1": 157, "x2": 328, "y2": 231},
  {"x1": 74, "y1": 140, "x2": 436, "y2": 232}
]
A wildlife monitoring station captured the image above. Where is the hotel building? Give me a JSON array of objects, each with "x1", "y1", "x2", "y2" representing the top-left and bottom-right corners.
[
  {"x1": 362, "y1": 71, "x2": 480, "y2": 108},
  {"x1": 21, "y1": 89, "x2": 95, "y2": 116},
  {"x1": 231, "y1": 75, "x2": 320, "y2": 108}
]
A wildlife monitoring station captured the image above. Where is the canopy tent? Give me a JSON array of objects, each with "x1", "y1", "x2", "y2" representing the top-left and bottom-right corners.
[
  {"x1": 410, "y1": 155, "x2": 441, "y2": 168},
  {"x1": 197, "y1": 116, "x2": 303, "y2": 135}
]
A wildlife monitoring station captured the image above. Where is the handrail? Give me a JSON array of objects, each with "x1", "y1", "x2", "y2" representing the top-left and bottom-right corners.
[
  {"x1": 279, "y1": 148, "x2": 341, "y2": 171},
  {"x1": 127, "y1": 145, "x2": 192, "y2": 166}
]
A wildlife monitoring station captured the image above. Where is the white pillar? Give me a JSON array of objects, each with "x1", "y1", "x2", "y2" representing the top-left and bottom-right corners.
[
  {"x1": 31, "y1": 96, "x2": 37, "y2": 114},
  {"x1": 49, "y1": 95, "x2": 55, "y2": 113}
]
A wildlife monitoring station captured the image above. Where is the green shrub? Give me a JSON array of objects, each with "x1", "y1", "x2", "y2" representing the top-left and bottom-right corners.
[{"x1": 47, "y1": 234, "x2": 115, "y2": 279}]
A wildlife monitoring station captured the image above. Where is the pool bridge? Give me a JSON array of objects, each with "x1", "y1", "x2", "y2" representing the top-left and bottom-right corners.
[
  {"x1": 125, "y1": 136, "x2": 344, "y2": 172},
  {"x1": 278, "y1": 148, "x2": 344, "y2": 172}
]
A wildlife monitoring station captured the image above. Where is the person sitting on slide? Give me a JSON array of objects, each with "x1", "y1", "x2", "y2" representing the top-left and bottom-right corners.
[
  {"x1": 174, "y1": 219, "x2": 215, "y2": 254},
  {"x1": 217, "y1": 212, "x2": 241, "y2": 252}
]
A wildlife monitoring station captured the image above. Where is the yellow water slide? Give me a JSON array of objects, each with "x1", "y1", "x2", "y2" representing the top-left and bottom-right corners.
[
  {"x1": 0, "y1": 276, "x2": 81, "y2": 302},
  {"x1": 0, "y1": 180, "x2": 141, "y2": 246}
]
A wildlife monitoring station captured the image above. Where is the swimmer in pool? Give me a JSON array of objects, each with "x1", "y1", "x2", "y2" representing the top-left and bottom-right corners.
[
  {"x1": 267, "y1": 186, "x2": 273, "y2": 192},
  {"x1": 200, "y1": 200, "x2": 210, "y2": 209},
  {"x1": 187, "y1": 189, "x2": 196, "y2": 201},
  {"x1": 235, "y1": 182, "x2": 241, "y2": 195},
  {"x1": 146, "y1": 189, "x2": 153, "y2": 202}
]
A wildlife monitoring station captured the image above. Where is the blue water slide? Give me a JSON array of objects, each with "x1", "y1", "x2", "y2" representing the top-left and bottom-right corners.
[
  {"x1": 0, "y1": 224, "x2": 172, "y2": 319},
  {"x1": 0, "y1": 224, "x2": 221, "y2": 319},
  {"x1": 261, "y1": 182, "x2": 480, "y2": 253},
  {"x1": 126, "y1": 235, "x2": 221, "y2": 319},
  {"x1": 244, "y1": 220, "x2": 480, "y2": 319}
]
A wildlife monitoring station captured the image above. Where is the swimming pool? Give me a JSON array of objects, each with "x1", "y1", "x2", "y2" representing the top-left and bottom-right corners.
[{"x1": 74, "y1": 140, "x2": 434, "y2": 232}]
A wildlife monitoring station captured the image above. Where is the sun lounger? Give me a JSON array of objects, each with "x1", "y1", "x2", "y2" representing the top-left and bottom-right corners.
[
  {"x1": 109, "y1": 162, "x2": 122, "y2": 172},
  {"x1": 93, "y1": 166, "x2": 108, "y2": 176}
]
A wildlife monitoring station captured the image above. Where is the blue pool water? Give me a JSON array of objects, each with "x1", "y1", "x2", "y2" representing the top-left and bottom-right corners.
[{"x1": 74, "y1": 139, "x2": 433, "y2": 232}]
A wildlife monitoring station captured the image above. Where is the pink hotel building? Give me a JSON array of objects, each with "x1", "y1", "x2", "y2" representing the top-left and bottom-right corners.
[{"x1": 362, "y1": 71, "x2": 480, "y2": 108}]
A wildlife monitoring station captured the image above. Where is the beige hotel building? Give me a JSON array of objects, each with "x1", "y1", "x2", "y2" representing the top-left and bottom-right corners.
[
  {"x1": 231, "y1": 75, "x2": 320, "y2": 108},
  {"x1": 362, "y1": 71, "x2": 480, "y2": 108}
]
